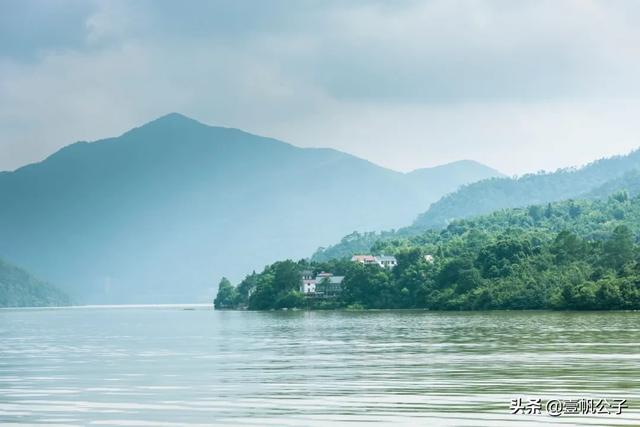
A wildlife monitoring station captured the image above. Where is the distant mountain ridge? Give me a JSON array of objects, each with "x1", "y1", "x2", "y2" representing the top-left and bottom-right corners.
[
  {"x1": 407, "y1": 159, "x2": 505, "y2": 193},
  {"x1": 414, "y1": 150, "x2": 640, "y2": 229},
  {"x1": 403, "y1": 160, "x2": 504, "y2": 204},
  {"x1": 584, "y1": 169, "x2": 640, "y2": 200},
  {"x1": 0, "y1": 113, "x2": 500, "y2": 303},
  {"x1": 313, "y1": 149, "x2": 640, "y2": 262}
]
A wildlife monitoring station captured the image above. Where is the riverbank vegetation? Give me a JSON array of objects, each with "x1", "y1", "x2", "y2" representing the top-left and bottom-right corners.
[{"x1": 215, "y1": 192, "x2": 640, "y2": 310}]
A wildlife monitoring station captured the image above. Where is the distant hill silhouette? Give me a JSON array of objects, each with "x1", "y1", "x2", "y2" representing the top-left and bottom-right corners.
[
  {"x1": 414, "y1": 150, "x2": 640, "y2": 229},
  {"x1": 0, "y1": 258, "x2": 70, "y2": 307},
  {"x1": 0, "y1": 113, "x2": 501, "y2": 303},
  {"x1": 406, "y1": 159, "x2": 505, "y2": 197}
]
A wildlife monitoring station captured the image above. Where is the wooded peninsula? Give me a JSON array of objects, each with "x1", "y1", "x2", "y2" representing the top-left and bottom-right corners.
[{"x1": 215, "y1": 192, "x2": 640, "y2": 311}]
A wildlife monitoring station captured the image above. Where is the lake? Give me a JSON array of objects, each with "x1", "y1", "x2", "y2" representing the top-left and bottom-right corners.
[{"x1": 0, "y1": 307, "x2": 638, "y2": 426}]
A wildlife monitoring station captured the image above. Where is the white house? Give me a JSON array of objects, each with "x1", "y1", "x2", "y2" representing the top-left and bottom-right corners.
[
  {"x1": 300, "y1": 270, "x2": 316, "y2": 294},
  {"x1": 375, "y1": 255, "x2": 397, "y2": 269},
  {"x1": 351, "y1": 254, "x2": 398, "y2": 269},
  {"x1": 300, "y1": 271, "x2": 345, "y2": 295}
]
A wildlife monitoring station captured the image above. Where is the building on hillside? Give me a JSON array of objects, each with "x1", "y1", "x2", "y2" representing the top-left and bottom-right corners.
[
  {"x1": 300, "y1": 270, "x2": 316, "y2": 294},
  {"x1": 315, "y1": 271, "x2": 333, "y2": 282},
  {"x1": 299, "y1": 271, "x2": 344, "y2": 296},
  {"x1": 424, "y1": 254, "x2": 434, "y2": 263},
  {"x1": 315, "y1": 273, "x2": 345, "y2": 297},
  {"x1": 351, "y1": 255, "x2": 378, "y2": 265},
  {"x1": 351, "y1": 254, "x2": 398, "y2": 269},
  {"x1": 376, "y1": 255, "x2": 398, "y2": 269}
]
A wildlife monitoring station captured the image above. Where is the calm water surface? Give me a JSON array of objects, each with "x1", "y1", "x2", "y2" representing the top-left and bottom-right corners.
[{"x1": 0, "y1": 307, "x2": 639, "y2": 426}]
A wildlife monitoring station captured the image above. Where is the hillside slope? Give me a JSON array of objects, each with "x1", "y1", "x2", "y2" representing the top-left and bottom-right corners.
[
  {"x1": 230, "y1": 191, "x2": 640, "y2": 311},
  {"x1": 313, "y1": 151, "x2": 640, "y2": 262},
  {"x1": 0, "y1": 258, "x2": 70, "y2": 307},
  {"x1": 0, "y1": 113, "x2": 500, "y2": 303},
  {"x1": 414, "y1": 151, "x2": 640, "y2": 229}
]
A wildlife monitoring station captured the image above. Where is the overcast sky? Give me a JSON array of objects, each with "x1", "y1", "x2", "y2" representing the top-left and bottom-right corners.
[{"x1": 2, "y1": 0, "x2": 640, "y2": 175}]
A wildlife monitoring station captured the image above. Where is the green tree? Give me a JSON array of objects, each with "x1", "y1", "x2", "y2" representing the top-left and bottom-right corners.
[
  {"x1": 528, "y1": 205, "x2": 544, "y2": 221},
  {"x1": 611, "y1": 190, "x2": 629, "y2": 203},
  {"x1": 551, "y1": 231, "x2": 586, "y2": 264},
  {"x1": 476, "y1": 238, "x2": 532, "y2": 278},
  {"x1": 341, "y1": 264, "x2": 395, "y2": 309},
  {"x1": 275, "y1": 290, "x2": 305, "y2": 309},
  {"x1": 603, "y1": 225, "x2": 634, "y2": 270},
  {"x1": 236, "y1": 272, "x2": 258, "y2": 305},
  {"x1": 595, "y1": 278, "x2": 623, "y2": 309},
  {"x1": 213, "y1": 277, "x2": 238, "y2": 309},
  {"x1": 273, "y1": 260, "x2": 302, "y2": 294}
]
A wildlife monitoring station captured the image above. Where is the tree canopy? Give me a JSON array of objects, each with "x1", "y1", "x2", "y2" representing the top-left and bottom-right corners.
[{"x1": 216, "y1": 194, "x2": 640, "y2": 311}]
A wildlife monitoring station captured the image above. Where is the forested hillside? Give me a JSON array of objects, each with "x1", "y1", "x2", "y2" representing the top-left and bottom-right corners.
[
  {"x1": 584, "y1": 169, "x2": 640, "y2": 200},
  {"x1": 219, "y1": 192, "x2": 640, "y2": 310},
  {"x1": 414, "y1": 150, "x2": 640, "y2": 229},
  {"x1": 0, "y1": 258, "x2": 71, "y2": 307},
  {"x1": 313, "y1": 153, "x2": 640, "y2": 262}
]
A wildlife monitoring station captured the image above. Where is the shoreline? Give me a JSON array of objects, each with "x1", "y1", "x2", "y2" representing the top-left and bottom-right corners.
[{"x1": 0, "y1": 303, "x2": 212, "y2": 310}]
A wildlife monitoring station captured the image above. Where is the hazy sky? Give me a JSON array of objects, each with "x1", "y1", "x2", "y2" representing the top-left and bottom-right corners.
[{"x1": 2, "y1": 0, "x2": 640, "y2": 175}]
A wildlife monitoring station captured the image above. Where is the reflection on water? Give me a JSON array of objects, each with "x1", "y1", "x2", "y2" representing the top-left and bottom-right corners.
[{"x1": 0, "y1": 307, "x2": 638, "y2": 426}]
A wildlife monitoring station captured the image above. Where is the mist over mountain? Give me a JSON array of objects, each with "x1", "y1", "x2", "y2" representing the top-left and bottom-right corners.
[
  {"x1": 406, "y1": 160, "x2": 505, "y2": 196},
  {"x1": 0, "y1": 113, "x2": 500, "y2": 303}
]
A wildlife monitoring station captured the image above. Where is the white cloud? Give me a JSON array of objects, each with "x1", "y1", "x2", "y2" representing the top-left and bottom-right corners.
[
  {"x1": 260, "y1": 99, "x2": 640, "y2": 175},
  {"x1": 1, "y1": 0, "x2": 640, "y2": 175}
]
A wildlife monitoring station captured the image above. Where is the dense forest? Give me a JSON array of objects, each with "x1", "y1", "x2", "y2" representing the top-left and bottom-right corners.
[
  {"x1": 0, "y1": 258, "x2": 71, "y2": 307},
  {"x1": 313, "y1": 162, "x2": 640, "y2": 263},
  {"x1": 216, "y1": 192, "x2": 640, "y2": 310}
]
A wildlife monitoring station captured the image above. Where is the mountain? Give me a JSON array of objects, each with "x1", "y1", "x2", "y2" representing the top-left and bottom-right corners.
[
  {"x1": 0, "y1": 113, "x2": 500, "y2": 303},
  {"x1": 312, "y1": 149, "x2": 640, "y2": 262},
  {"x1": 407, "y1": 160, "x2": 504, "y2": 196},
  {"x1": 413, "y1": 150, "x2": 640, "y2": 229},
  {"x1": 0, "y1": 258, "x2": 71, "y2": 307},
  {"x1": 584, "y1": 169, "x2": 640, "y2": 200}
]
